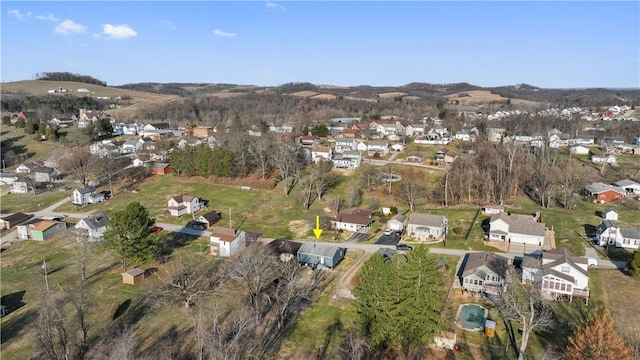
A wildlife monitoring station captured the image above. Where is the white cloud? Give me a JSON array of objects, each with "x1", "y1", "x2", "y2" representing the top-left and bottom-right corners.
[
  {"x1": 102, "y1": 24, "x2": 137, "y2": 39},
  {"x1": 7, "y1": 10, "x2": 31, "y2": 20},
  {"x1": 266, "y1": 2, "x2": 286, "y2": 10},
  {"x1": 213, "y1": 29, "x2": 236, "y2": 37},
  {"x1": 55, "y1": 19, "x2": 86, "y2": 35},
  {"x1": 36, "y1": 13, "x2": 59, "y2": 22}
]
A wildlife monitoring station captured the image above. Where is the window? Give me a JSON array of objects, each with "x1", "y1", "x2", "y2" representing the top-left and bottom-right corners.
[{"x1": 561, "y1": 265, "x2": 570, "y2": 273}]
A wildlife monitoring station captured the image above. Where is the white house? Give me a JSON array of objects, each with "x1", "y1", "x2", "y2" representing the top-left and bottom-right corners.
[
  {"x1": 72, "y1": 187, "x2": 105, "y2": 206},
  {"x1": 0, "y1": 172, "x2": 18, "y2": 185},
  {"x1": 522, "y1": 248, "x2": 590, "y2": 303},
  {"x1": 390, "y1": 144, "x2": 405, "y2": 152},
  {"x1": 74, "y1": 214, "x2": 109, "y2": 241},
  {"x1": 603, "y1": 208, "x2": 618, "y2": 221},
  {"x1": 459, "y1": 252, "x2": 510, "y2": 294},
  {"x1": 167, "y1": 194, "x2": 205, "y2": 217},
  {"x1": 132, "y1": 158, "x2": 145, "y2": 167},
  {"x1": 334, "y1": 138, "x2": 358, "y2": 153},
  {"x1": 330, "y1": 208, "x2": 374, "y2": 233},
  {"x1": 613, "y1": 179, "x2": 640, "y2": 196},
  {"x1": 122, "y1": 140, "x2": 143, "y2": 154},
  {"x1": 311, "y1": 146, "x2": 333, "y2": 164},
  {"x1": 596, "y1": 220, "x2": 640, "y2": 249},
  {"x1": 569, "y1": 145, "x2": 590, "y2": 155},
  {"x1": 15, "y1": 162, "x2": 41, "y2": 174},
  {"x1": 366, "y1": 140, "x2": 389, "y2": 156},
  {"x1": 406, "y1": 213, "x2": 448, "y2": 241},
  {"x1": 12, "y1": 177, "x2": 33, "y2": 194},
  {"x1": 386, "y1": 214, "x2": 406, "y2": 232},
  {"x1": 209, "y1": 228, "x2": 260, "y2": 257},
  {"x1": 591, "y1": 155, "x2": 617, "y2": 164},
  {"x1": 487, "y1": 212, "x2": 546, "y2": 246}
]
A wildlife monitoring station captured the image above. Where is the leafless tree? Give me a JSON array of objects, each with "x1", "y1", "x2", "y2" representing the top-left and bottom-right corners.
[
  {"x1": 272, "y1": 144, "x2": 306, "y2": 197},
  {"x1": 35, "y1": 288, "x2": 71, "y2": 360},
  {"x1": 335, "y1": 330, "x2": 371, "y2": 360},
  {"x1": 360, "y1": 164, "x2": 379, "y2": 192},
  {"x1": 396, "y1": 176, "x2": 429, "y2": 212},
  {"x1": 223, "y1": 245, "x2": 279, "y2": 315},
  {"x1": 345, "y1": 179, "x2": 361, "y2": 208},
  {"x1": 333, "y1": 195, "x2": 344, "y2": 214},
  {"x1": 71, "y1": 237, "x2": 96, "y2": 281},
  {"x1": 154, "y1": 255, "x2": 220, "y2": 309},
  {"x1": 298, "y1": 175, "x2": 315, "y2": 212},
  {"x1": 312, "y1": 160, "x2": 337, "y2": 201},
  {"x1": 59, "y1": 148, "x2": 96, "y2": 187},
  {"x1": 496, "y1": 277, "x2": 554, "y2": 360},
  {"x1": 247, "y1": 134, "x2": 274, "y2": 179}
]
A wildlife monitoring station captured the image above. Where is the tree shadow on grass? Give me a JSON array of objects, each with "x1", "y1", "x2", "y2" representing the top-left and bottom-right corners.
[
  {"x1": 156, "y1": 233, "x2": 200, "y2": 259},
  {"x1": 0, "y1": 307, "x2": 37, "y2": 345},
  {"x1": 316, "y1": 317, "x2": 343, "y2": 360}
]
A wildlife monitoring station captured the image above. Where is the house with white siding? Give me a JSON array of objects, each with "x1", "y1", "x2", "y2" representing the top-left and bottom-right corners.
[
  {"x1": 406, "y1": 213, "x2": 448, "y2": 241},
  {"x1": 487, "y1": 212, "x2": 546, "y2": 246},
  {"x1": 522, "y1": 248, "x2": 590, "y2": 303}
]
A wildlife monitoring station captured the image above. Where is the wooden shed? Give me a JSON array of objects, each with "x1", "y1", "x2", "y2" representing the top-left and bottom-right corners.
[{"x1": 121, "y1": 268, "x2": 145, "y2": 285}]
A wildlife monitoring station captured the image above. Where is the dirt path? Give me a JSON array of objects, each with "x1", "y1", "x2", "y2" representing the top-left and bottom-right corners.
[{"x1": 331, "y1": 250, "x2": 371, "y2": 300}]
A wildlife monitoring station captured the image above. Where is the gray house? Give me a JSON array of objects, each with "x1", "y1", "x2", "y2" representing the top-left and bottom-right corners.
[
  {"x1": 297, "y1": 243, "x2": 346, "y2": 269},
  {"x1": 74, "y1": 213, "x2": 109, "y2": 241},
  {"x1": 34, "y1": 166, "x2": 60, "y2": 183},
  {"x1": 458, "y1": 252, "x2": 511, "y2": 294}
]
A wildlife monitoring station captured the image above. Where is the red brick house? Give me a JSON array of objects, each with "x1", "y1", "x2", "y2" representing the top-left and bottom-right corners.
[
  {"x1": 584, "y1": 182, "x2": 625, "y2": 203},
  {"x1": 151, "y1": 162, "x2": 171, "y2": 175}
]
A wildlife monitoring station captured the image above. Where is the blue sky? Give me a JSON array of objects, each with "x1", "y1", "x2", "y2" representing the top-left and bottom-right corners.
[{"x1": 2, "y1": 1, "x2": 639, "y2": 88}]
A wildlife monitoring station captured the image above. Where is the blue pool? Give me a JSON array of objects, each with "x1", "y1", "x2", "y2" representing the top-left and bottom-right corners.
[{"x1": 457, "y1": 304, "x2": 487, "y2": 331}]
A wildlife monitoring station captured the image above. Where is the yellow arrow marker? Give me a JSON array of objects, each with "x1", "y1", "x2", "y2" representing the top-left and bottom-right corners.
[{"x1": 313, "y1": 215, "x2": 323, "y2": 239}]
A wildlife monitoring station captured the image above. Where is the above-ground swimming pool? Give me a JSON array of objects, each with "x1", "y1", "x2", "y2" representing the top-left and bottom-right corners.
[{"x1": 456, "y1": 303, "x2": 488, "y2": 331}]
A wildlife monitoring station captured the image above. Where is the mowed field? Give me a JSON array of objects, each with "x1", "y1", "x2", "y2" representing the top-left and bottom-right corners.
[
  {"x1": 446, "y1": 90, "x2": 542, "y2": 107},
  {"x1": 1, "y1": 80, "x2": 179, "y2": 117}
]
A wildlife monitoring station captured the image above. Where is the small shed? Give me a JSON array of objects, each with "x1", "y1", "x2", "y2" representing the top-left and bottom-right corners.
[
  {"x1": 0, "y1": 212, "x2": 31, "y2": 230},
  {"x1": 121, "y1": 268, "x2": 145, "y2": 285},
  {"x1": 150, "y1": 162, "x2": 171, "y2": 175},
  {"x1": 603, "y1": 208, "x2": 618, "y2": 221}
]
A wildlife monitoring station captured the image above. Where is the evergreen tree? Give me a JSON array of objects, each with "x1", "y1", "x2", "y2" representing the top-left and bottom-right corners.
[
  {"x1": 104, "y1": 202, "x2": 156, "y2": 271},
  {"x1": 565, "y1": 307, "x2": 632, "y2": 360},
  {"x1": 627, "y1": 250, "x2": 640, "y2": 277},
  {"x1": 194, "y1": 144, "x2": 212, "y2": 177}
]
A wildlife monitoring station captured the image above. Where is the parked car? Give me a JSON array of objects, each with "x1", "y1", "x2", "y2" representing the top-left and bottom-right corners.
[
  {"x1": 396, "y1": 244, "x2": 414, "y2": 251},
  {"x1": 149, "y1": 226, "x2": 163, "y2": 232},
  {"x1": 192, "y1": 223, "x2": 206, "y2": 230},
  {"x1": 383, "y1": 229, "x2": 393, "y2": 236},
  {"x1": 586, "y1": 257, "x2": 598, "y2": 267}
]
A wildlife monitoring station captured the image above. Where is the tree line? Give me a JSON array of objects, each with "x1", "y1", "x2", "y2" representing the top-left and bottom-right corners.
[{"x1": 35, "y1": 72, "x2": 107, "y2": 86}]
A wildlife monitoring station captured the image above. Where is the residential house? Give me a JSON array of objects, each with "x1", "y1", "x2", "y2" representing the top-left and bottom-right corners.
[
  {"x1": 144, "y1": 123, "x2": 171, "y2": 131},
  {"x1": 300, "y1": 135, "x2": 318, "y2": 147},
  {"x1": 407, "y1": 213, "x2": 448, "y2": 241},
  {"x1": 596, "y1": 220, "x2": 640, "y2": 249},
  {"x1": 122, "y1": 140, "x2": 143, "y2": 154},
  {"x1": 332, "y1": 151, "x2": 362, "y2": 170},
  {"x1": 391, "y1": 144, "x2": 405, "y2": 152},
  {"x1": 404, "y1": 123, "x2": 426, "y2": 137},
  {"x1": 454, "y1": 128, "x2": 476, "y2": 142},
  {"x1": 340, "y1": 128, "x2": 360, "y2": 139},
  {"x1": 0, "y1": 172, "x2": 18, "y2": 185},
  {"x1": 196, "y1": 211, "x2": 222, "y2": 228},
  {"x1": 266, "y1": 239, "x2": 302, "y2": 262},
  {"x1": 15, "y1": 161, "x2": 42, "y2": 174},
  {"x1": 12, "y1": 177, "x2": 33, "y2": 194},
  {"x1": 458, "y1": 252, "x2": 510, "y2": 294},
  {"x1": 569, "y1": 145, "x2": 590, "y2": 155},
  {"x1": 330, "y1": 208, "x2": 374, "y2": 233},
  {"x1": 487, "y1": 212, "x2": 546, "y2": 246},
  {"x1": 16, "y1": 219, "x2": 67, "y2": 240},
  {"x1": 591, "y1": 155, "x2": 617, "y2": 164},
  {"x1": 193, "y1": 126, "x2": 214, "y2": 138},
  {"x1": 268, "y1": 123, "x2": 294, "y2": 134},
  {"x1": 151, "y1": 162, "x2": 171, "y2": 175},
  {"x1": 487, "y1": 128, "x2": 505, "y2": 142},
  {"x1": 434, "y1": 149, "x2": 457, "y2": 164},
  {"x1": 356, "y1": 141, "x2": 368, "y2": 152},
  {"x1": 167, "y1": 194, "x2": 205, "y2": 217},
  {"x1": 90, "y1": 141, "x2": 120, "y2": 157},
  {"x1": 571, "y1": 135, "x2": 595, "y2": 145},
  {"x1": 297, "y1": 242, "x2": 346, "y2": 269},
  {"x1": 387, "y1": 214, "x2": 406, "y2": 232},
  {"x1": 209, "y1": 228, "x2": 261, "y2": 257},
  {"x1": 367, "y1": 140, "x2": 389, "y2": 157},
  {"x1": 522, "y1": 248, "x2": 590, "y2": 303},
  {"x1": 132, "y1": 158, "x2": 145, "y2": 167},
  {"x1": 74, "y1": 214, "x2": 109, "y2": 241},
  {"x1": 311, "y1": 146, "x2": 333, "y2": 164},
  {"x1": 603, "y1": 208, "x2": 618, "y2": 221},
  {"x1": 583, "y1": 182, "x2": 625, "y2": 203},
  {"x1": 0, "y1": 212, "x2": 31, "y2": 230},
  {"x1": 72, "y1": 187, "x2": 105, "y2": 206},
  {"x1": 334, "y1": 138, "x2": 358, "y2": 153},
  {"x1": 613, "y1": 179, "x2": 640, "y2": 196},
  {"x1": 34, "y1": 166, "x2": 60, "y2": 183},
  {"x1": 122, "y1": 123, "x2": 142, "y2": 135}
]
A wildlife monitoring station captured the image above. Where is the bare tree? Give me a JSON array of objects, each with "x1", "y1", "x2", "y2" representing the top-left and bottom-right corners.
[
  {"x1": 359, "y1": 164, "x2": 379, "y2": 192},
  {"x1": 35, "y1": 288, "x2": 71, "y2": 360},
  {"x1": 333, "y1": 195, "x2": 344, "y2": 214},
  {"x1": 154, "y1": 255, "x2": 220, "y2": 309},
  {"x1": 248, "y1": 134, "x2": 274, "y2": 179},
  {"x1": 345, "y1": 179, "x2": 361, "y2": 208},
  {"x1": 272, "y1": 144, "x2": 306, "y2": 197},
  {"x1": 298, "y1": 175, "x2": 315, "y2": 212},
  {"x1": 71, "y1": 237, "x2": 96, "y2": 281},
  {"x1": 335, "y1": 330, "x2": 371, "y2": 360},
  {"x1": 396, "y1": 176, "x2": 428, "y2": 212},
  {"x1": 312, "y1": 160, "x2": 337, "y2": 201},
  {"x1": 59, "y1": 148, "x2": 96, "y2": 187},
  {"x1": 496, "y1": 277, "x2": 554, "y2": 360},
  {"x1": 223, "y1": 245, "x2": 279, "y2": 315}
]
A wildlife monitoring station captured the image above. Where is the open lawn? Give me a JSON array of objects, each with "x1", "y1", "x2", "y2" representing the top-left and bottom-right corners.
[
  {"x1": 0, "y1": 230, "x2": 210, "y2": 359},
  {"x1": 0, "y1": 189, "x2": 70, "y2": 214},
  {"x1": 1, "y1": 126, "x2": 68, "y2": 169}
]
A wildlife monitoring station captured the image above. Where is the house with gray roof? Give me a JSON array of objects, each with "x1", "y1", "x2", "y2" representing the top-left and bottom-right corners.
[
  {"x1": 406, "y1": 213, "x2": 448, "y2": 241},
  {"x1": 72, "y1": 187, "x2": 105, "y2": 206},
  {"x1": 12, "y1": 177, "x2": 34, "y2": 194},
  {"x1": 387, "y1": 214, "x2": 406, "y2": 232},
  {"x1": 522, "y1": 248, "x2": 590, "y2": 303},
  {"x1": 458, "y1": 252, "x2": 511, "y2": 294},
  {"x1": 595, "y1": 220, "x2": 640, "y2": 250},
  {"x1": 297, "y1": 242, "x2": 346, "y2": 269},
  {"x1": 487, "y1": 212, "x2": 546, "y2": 246},
  {"x1": 613, "y1": 179, "x2": 640, "y2": 196},
  {"x1": 74, "y1": 214, "x2": 109, "y2": 240},
  {"x1": 34, "y1": 166, "x2": 60, "y2": 183}
]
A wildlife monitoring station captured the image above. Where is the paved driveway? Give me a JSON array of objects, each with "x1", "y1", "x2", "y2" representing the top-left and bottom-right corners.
[
  {"x1": 346, "y1": 233, "x2": 371, "y2": 243},
  {"x1": 375, "y1": 233, "x2": 401, "y2": 245}
]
